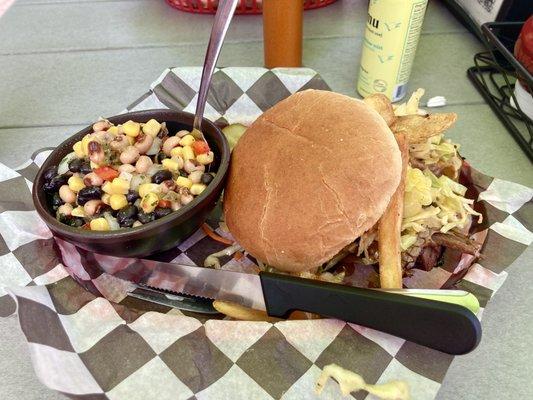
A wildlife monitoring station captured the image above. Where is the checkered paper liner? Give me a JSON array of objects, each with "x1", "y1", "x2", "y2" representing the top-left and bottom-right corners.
[{"x1": 0, "y1": 67, "x2": 531, "y2": 400}]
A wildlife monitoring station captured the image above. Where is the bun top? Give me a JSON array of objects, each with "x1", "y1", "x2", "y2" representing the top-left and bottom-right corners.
[{"x1": 224, "y1": 89, "x2": 402, "y2": 272}]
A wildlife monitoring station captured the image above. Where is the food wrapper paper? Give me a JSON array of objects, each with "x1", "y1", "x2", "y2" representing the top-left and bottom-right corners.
[{"x1": 0, "y1": 67, "x2": 532, "y2": 400}]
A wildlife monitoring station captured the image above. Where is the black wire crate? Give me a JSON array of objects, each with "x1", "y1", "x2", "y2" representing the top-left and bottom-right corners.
[{"x1": 467, "y1": 21, "x2": 533, "y2": 162}]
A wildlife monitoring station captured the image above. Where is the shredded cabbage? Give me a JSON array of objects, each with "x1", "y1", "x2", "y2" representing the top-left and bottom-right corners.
[
  {"x1": 401, "y1": 167, "x2": 482, "y2": 250},
  {"x1": 409, "y1": 134, "x2": 461, "y2": 169}
]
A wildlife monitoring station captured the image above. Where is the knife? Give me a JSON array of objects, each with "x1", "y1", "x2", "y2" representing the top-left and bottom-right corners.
[{"x1": 130, "y1": 259, "x2": 482, "y2": 355}]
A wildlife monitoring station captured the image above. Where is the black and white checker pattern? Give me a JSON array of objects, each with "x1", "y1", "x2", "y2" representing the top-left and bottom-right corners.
[{"x1": 0, "y1": 68, "x2": 532, "y2": 399}]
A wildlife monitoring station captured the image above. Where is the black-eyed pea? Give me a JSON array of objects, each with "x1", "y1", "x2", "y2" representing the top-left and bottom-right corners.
[
  {"x1": 183, "y1": 159, "x2": 197, "y2": 174},
  {"x1": 92, "y1": 120, "x2": 112, "y2": 132},
  {"x1": 93, "y1": 131, "x2": 114, "y2": 143},
  {"x1": 59, "y1": 185, "x2": 76, "y2": 203},
  {"x1": 180, "y1": 191, "x2": 194, "y2": 205},
  {"x1": 84, "y1": 199, "x2": 104, "y2": 216},
  {"x1": 171, "y1": 201, "x2": 181, "y2": 211},
  {"x1": 135, "y1": 155, "x2": 153, "y2": 174},
  {"x1": 118, "y1": 164, "x2": 136, "y2": 174},
  {"x1": 88, "y1": 141, "x2": 105, "y2": 164},
  {"x1": 83, "y1": 172, "x2": 104, "y2": 187},
  {"x1": 57, "y1": 203, "x2": 73, "y2": 216},
  {"x1": 134, "y1": 134, "x2": 154, "y2": 154},
  {"x1": 188, "y1": 170, "x2": 203, "y2": 184},
  {"x1": 120, "y1": 146, "x2": 140, "y2": 164},
  {"x1": 162, "y1": 136, "x2": 181, "y2": 156},
  {"x1": 110, "y1": 134, "x2": 129, "y2": 152},
  {"x1": 160, "y1": 180, "x2": 176, "y2": 194}
]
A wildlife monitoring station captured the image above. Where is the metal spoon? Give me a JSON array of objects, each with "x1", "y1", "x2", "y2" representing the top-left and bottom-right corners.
[{"x1": 192, "y1": 0, "x2": 239, "y2": 140}]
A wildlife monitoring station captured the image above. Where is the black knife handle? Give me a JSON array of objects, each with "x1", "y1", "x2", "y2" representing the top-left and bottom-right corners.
[{"x1": 259, "y1": 272, "x2": 481, "y2": 355}]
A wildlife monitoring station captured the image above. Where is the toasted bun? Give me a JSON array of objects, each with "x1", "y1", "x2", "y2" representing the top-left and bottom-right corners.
[{"x1": 224, "y1": 90, "x2": 402, "y2": 272}]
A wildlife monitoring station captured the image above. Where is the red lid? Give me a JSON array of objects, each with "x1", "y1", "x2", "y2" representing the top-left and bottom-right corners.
[{"x1": 514, "y1": 15, "x2": 533, "y2": 74}]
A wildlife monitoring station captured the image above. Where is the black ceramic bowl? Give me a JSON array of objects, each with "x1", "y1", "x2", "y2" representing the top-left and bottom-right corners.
[{"x1": 32, "y1": 109, "x2": 230, "y2": 258}]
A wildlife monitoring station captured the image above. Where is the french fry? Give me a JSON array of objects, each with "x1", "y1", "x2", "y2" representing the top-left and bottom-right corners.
[
  {"x1": 378, "y1": 133, "x2": 409, "y2": 288},
  {"x1": 213, "y1": 300, "x2": 281, "y2": 322},
  {"x1": 363, "y1": 93, "x2": 396, "y2": 126},
  {"x1": 213, "y1": 300, "x2": 318, "y2": 321},
  {"x1": 390, "y1": 113, "x2": 457, "y2": 143}
]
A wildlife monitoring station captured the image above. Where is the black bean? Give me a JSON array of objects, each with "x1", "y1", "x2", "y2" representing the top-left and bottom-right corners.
[
  {"x1": 153, "y1": 151, "x2": 167, "y2": 164},
  {"x1": 201, "y1": 173, "x2": 214, "y2": 185},
  {"x1": 50, "y1": 192, "x2": 64, "y2": 210},
  {"x1": 154, "y1": 207, "x2": 172, "y2": 220},
  {"x1": 43, "y1": 174, "x2": 69, "y2": 192},
  {"x1": 77, "y1": 186, "x2": 103, "y2": 205},
  {"x1": 43, "y1": 166, "x2": 58, "y2": 182},
  {"x1": 68, "y1": 158, "x2": 84, "y2": 173},
  {"x1": 117, "y1": 204, "x2": 138, "y2": 225},
  {"x1": 137, "y1": 212, "x2": 155, "y2": 224},
  {"x1": 152, "y1": 170, "x2": 173, "y2": 184},
  {"x1": 79, "y1": 161, "x2": 92, "y2": 175},
  {"x1": 126, "y1": 190, "x2": 140, "y2": 204},
  {"x1": 119, "y1": 217, "x2": 136, "y2": 228},
  {"x1": 67, "y1": 216, "x2": 86, "y2": 227}
]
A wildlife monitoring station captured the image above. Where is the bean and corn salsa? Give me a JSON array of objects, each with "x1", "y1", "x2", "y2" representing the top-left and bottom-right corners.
[{"x1": 42, "y1": 119, "x2": 215, "y2": 231}]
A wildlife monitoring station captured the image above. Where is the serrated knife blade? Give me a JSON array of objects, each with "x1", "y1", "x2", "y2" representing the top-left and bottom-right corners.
[{"x1": 135, "y1": 259, "x2": 266, "y2": 311}]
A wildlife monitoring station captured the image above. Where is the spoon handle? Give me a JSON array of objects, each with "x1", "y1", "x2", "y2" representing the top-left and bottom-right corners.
[{"x1": 194, "y1": 0, "x2": 239, "y2": 133}]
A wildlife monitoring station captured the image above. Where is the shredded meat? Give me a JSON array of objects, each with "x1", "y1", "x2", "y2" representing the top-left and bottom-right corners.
[
  {"x1": 414, "y1": 243, "x2": 443, "y2": 271},
  {"x1": 432, "y1": 232, "x2": 482, "y2": 257}
]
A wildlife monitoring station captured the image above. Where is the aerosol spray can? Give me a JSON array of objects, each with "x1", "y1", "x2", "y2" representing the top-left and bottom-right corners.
[{"x1": 356, "y1": 0, "x2": 428, "y2": 102}]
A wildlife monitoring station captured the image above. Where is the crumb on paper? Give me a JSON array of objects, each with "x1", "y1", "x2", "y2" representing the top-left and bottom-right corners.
[{"x1": 315, "y1": 364, "x2": 410, "y2": 400}]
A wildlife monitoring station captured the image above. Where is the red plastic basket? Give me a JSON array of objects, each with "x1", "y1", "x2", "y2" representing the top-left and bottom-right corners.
[{"x1": 166, "y1": 0, "x2": 337, "y2": 15}]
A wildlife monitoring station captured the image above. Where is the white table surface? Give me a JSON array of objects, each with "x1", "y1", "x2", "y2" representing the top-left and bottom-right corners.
[{"x1": 0, "y1": 0, "x2": 532, "y2": 399}]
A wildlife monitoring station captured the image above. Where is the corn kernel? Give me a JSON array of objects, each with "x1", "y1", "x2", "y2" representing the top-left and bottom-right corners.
[
  {"x1": 81, "y1": 134, "x2": 92, "y2": 156},
  {"x1": 123, "y1": 120, "x2": 141, "y2": 137},
  {"x1": 71, "y1": 206, "x2": 87, "y2": 218},
  {"x1": 126, "y1": 135, "x2": 135, "y2": 145},
  {"x1": 102, "y1": 181, "x2": 113, "y2": 194},
  {"x1": 190, "y1": 183, "x2": 207, "y2": 196},
  {"x1": 138, "y1": 183, "x2": 160, "y2": 198},
  {"x1": 196, "y1": 151, "x2": 214, "y2": 165},
  {"x1": 142, "y1": 119, "x2": 161, "y2": 137},
  {"x1": 90, "y1": 161, "x2": 100, "y2": 169},
  {"x1": 179, "y1": 134, "x2": 196, "y2": 146},
  {"x1": 110, "y1": 178, "x2": 129, "y2": 195},
  {"x1": 182, "y1": 145, "x2": 195, "y2": 160},
  {"x1": 110, "y1": 194, "x2": 128, "y2": 210},
  {"x1": 73, "y1": 141, "x2": 84, "y2": 158},
  {"x1": 140, "y1": 192, "x2": 159, "y2": 213},
  {"x1": 102, "y1": 193, "x2": 111, "y2": 205},
  {"x1": 162, "y1": 158, "x2": 180, "y2": 172},
  {"x1": 68, "y1": 176, "x2": 85, "y2": 193},
  {"x1": 175, "y1": 176, "x2": 192, "y2": 189},
  {"x1": 90, "y1": 217, "x2": 110, "y2": 231},
  {"x1": 107, "y1": 126, "x2": 119, "y2": 135},
  {"x1": 170, "y1": 146, "x2": 183, "y2": 158}
]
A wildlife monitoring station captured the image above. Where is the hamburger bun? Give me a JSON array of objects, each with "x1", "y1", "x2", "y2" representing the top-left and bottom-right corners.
[{"x1": 224, "y1": 90, "x2": 402, "y2": 272}]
